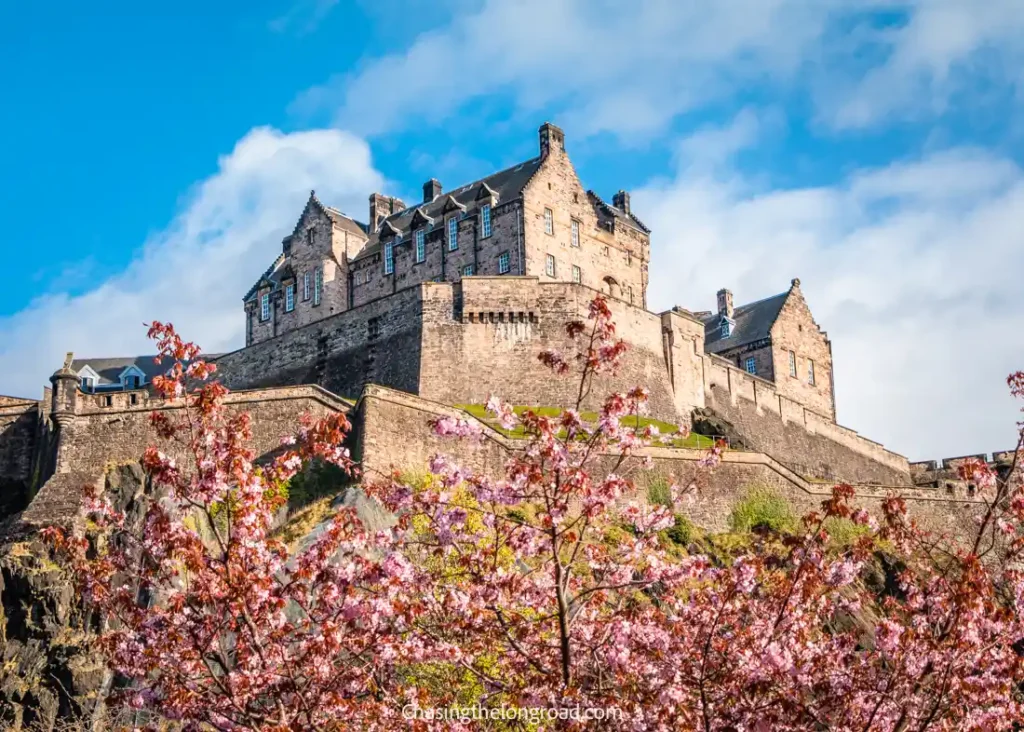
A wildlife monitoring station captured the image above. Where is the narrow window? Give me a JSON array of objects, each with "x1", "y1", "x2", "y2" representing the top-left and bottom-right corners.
[
  {"x1": 448, "y1": 217, "x2": 458, "y2": 250},
  {"x1": 126, "y1": 375, "x2": 139, "y2": 389},
  {"x1": 721, "y1": 320, "x2": 731, "y2": 338},
  {"x1": 415, "y1": 229, "x2": 425, "y2": 263},
  {"x1": 130, "y1": 393, "x2": 138, "y2": 405},
  {"x1": 544, "y1": 207, "x2": 553, "y2": 235},
  {"x1": 808, "y1": 359, "x2": 816, "y2": 385},
  {"x1": 481, "y1": 204, "x2": 492, "y2": 238},
  {"x1": 307, "y1": 228, "x2": 314, "y2": 245},
  {"x1": 603, "y1": 246, "x2": 609, "y2": 257},
  {"x1": 463, "y1": 264, "x2": 473, "y2": 276},
  {"x1": 626, "y1": 251, "x2": 632, "y2": 266},
  {"x1": 313, "y1": 268, "x2": 322, "y2": 305},
  {"x1": 285, "y1": 284, "x2": 295, "y2": 312},
  {"x1": 572, "y1": 265, "x2": 581, "y2": 283},
  {"x1": 80, "y1": 377, "x2": 93, "y2": 392},
  {"x1": 628, "y1": 286, "x2": 634, "y2": 304},
  {"x1": 545, "y1": 254, "x2": 555, "y2": 278},
  {"x1": 261, "y1": 293, "x2": 270, "y2": 321},
  {"x1": 745, "y1": 357, "x2": 757, "y2": 375},
  {"x1": 368, "y1": 317, "x2": 380, "y2": 339},
  {"x1": 789, "y1": 350, "x2": 797, "y2": 377},
  {"x1": 570, "y1": 219, "x2": 580, "y2": 248},
  {"x1": 498, "y1": 251, "x2": 511, "y2": 274},
  {"x1": 105, "y1": 395, "x2": 113, "y2": 407},
  {"x1": 303, "y1": 273, "x2": 310, "y2": 300},
  {"x1": 384, "y1": 241, "x2": 394, "y2": 275}
]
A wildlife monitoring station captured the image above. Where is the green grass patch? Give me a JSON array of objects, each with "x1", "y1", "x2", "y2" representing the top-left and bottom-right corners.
[
  {"x1": 454, "y1": 404, "x2": 716, "y2": 448},
  {"x1": 729, "y1": 486, "x2": 797, "y2": 534}
]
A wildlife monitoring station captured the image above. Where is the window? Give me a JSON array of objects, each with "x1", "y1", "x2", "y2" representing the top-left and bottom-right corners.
[
  {"x1": 368, "y1": 317, "x2": 380, "y2": 339},
  {"x1": 788, "y1": 350, "x2": 797, "y2": 377},
  {"x1": 313, "y1": 268, "x2": 322, "y2": 306},
  {"x1": 261, "y1": 293, "x2": 270, "y2": 321},
  {"x1": 745, "y1": 357, "x2": 757, "y2": 375},
  {"x1": 130, "y1": 393, "x2": 138, "y2": 406},
  {"x1": 626, "y1": 251, "x2": 632, "y2": 266},
  {"x1": 544, "y1": 207, "x2": 553, "y2": 235},
  {"x1": 463, "y1": 264, "x2": 473, "y2": 276},
  {"x1": 572, "y1": 265, "x2": 581, "y2": 283},
  {"x1": 545, "y1": 254, "x2": 556, "y2": 277},
  {"x1": 303, "y1": 273, "x2": 310, "y2": 300},
  {"x1": 384, "y1": 241, "x2": 394, "y2": 275},
  {"x1": 628, "y1": 286, "x2": 634, "y2": 304},
  {"x1": 307, "y1": 228, "x2": 315, "y2": 245},
  {"x1": 603, "y1": 246, "x2": 610, "y2": 257},
  {"x1": 498, "y1": 251, "x2": 511, "y2": 274},
  {"x1": 126, "y1": 375, "x2": 140, "y2": 389},
  {"x1": 415, "y1": 229, "x2": 425, "y2": 263},
  {"x1": 285, "y1": 284, "x2": 295, "y2": 312},
  {"x1": 721, "y1": 320, "x2": 732, "y2": 338},
  {"x1": 571, "y1": 219, "x2": 580, "y2": 247},
  {"x1": 80, "y1": 377, "x2": 93, "y2": 392},
  {"x1": 808, "y1": 359, "x2": 816, "y2": 386},
  {"x1": 481, "y1": 204, "x2": 492, "y2": 238},
  {"x1": 448, "y1": 217, "x2": 458, "y2": 250}
]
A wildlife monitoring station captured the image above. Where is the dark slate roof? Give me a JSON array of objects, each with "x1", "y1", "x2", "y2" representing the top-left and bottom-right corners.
[
  {"x1": 702, "y1": 292, "x2": 789, "y2": 354},
  {"x1": 71, "y1": 355, "x2": 221, "y2": 387},
  {"x1": 243, "y1": 252, "x2": 287, "y2": 304},
  {"x1": 353, "y1": 156, "x2": 544, "y2": 262},
  {"x1": 588, "y1": 191, "x2": 651, "y2": 234}
]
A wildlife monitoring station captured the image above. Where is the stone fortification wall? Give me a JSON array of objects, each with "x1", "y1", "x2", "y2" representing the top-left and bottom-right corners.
[
  {"x1": 702, "y1": 354, "x2": 911, "y2": 485},
  {"x1": 352, "y1": 385, "x2": 980, "y2": 539},
  {"x1": 19, "y1": 385, "x2": 350, "y2": 529},
  {"x1": 217, "y1": 287, "x2": 424, "y2": 400},
  {"x1": 417, "y1": 278, "x2": 682, "y2": 418},
  {"x1": 0, "y1": 401, "x2": 41, "y2": 517}
]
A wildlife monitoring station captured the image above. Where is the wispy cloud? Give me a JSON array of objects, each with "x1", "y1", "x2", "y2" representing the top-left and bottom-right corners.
[
  {"x1": 292, "y1": 0, "x2": 1024, "y2": 138},
  {"x1": 269, "y1": 0, "x2": 340, "y2": 35},
  {"x1": 0, "y1": 127, "x2": 383, "y2": 400}
]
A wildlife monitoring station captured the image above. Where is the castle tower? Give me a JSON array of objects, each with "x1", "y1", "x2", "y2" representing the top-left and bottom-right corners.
[{"x1": 49, "y1": 353, "x2": 80, "y2": 474}]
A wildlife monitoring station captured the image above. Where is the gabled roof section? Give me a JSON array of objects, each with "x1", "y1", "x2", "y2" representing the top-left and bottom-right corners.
[
  {"x1": 293, "y1": 190, "x2": 369, "y2": 240},
  {"x1": 442, "y1": 194, "x2": 467, "y2": 214},
  {"x1": 69, "y1": 356, "x2": 192, "y2": 387},
  {"x1": 702, "y1": 291, "x2": 790, "y2": 354},
  {"x1": 353, "y1": 156, "x2": 543, "y2": 262},
  {"x1": 587, "y1": 191, "x2": 651, "y2": 234},
  {"x1": 410, "y1": 207, "x2": 434, "y2": 229}
]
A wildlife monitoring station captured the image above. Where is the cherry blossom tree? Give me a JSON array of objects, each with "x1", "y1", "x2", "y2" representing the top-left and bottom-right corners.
[{"x1": 46, "y1": 301, "x2": 1024, "y2": 731}]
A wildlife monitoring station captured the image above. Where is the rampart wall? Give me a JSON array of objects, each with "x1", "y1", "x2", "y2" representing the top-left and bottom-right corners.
[
  {"x1": 19, "y1": 385, "x2": 351, "y2": 529},
  {"x1": 353, "y1": 385, "x2": 980, "y2": 539},
  {"x1": 702, "y1": 354, "x2": 911, "y2": 485}
]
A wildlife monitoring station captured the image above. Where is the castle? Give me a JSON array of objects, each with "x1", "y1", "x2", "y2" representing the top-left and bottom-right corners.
[{"x1": 0, "y1": 122, "x2": 1012, "y2": 529}]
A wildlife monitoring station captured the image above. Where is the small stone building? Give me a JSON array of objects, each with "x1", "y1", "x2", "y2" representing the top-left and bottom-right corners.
[{"x1": 701, "y1": 279, "x2": 836, "y2": 421}]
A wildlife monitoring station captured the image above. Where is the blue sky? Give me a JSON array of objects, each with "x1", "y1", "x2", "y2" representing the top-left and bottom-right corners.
[{"x1": 1, "y1": 0, "x2": 1022, "y2": 460}]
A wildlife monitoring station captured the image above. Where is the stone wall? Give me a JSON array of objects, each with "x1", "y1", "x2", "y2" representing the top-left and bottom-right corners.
[
  {"x1": 352, "y1": 384, "x2": 979, "y2": 539},
  {"x1": 217, "y1": 287, "x2": 425, "y2": 400},
  {"x1": 20, "y1": 385, "x2": 350, "y2": 529},
  {"x1": 0, "y1": 402, "x2": 40, "y2": 517},
  {"x1": 703, "y1": 355, "x2": 910, "y2": 484},
  {"x1": 418, "y1": 277, "x2": 681, "y2": 418}
]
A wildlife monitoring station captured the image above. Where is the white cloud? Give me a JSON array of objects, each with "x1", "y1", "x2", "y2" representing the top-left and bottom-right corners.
[
  {"x1": 294, "y1": 0, "x2": 837, "y2": 138},
  {"x1": 640, "y1": 120, "x2": 1024, "y2": 460},
  {"x1": 0, "y1": 127, "x2": 383, "y2": 400},
  {"x1": 824, "y1": 0, "x2": 1024, "y2": 129},
  {"x1": 294, "y1": 0, "x2": 1024, "y2": 138}
]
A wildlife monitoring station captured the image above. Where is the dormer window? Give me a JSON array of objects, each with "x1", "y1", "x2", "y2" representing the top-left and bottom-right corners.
[
  {"x1": 720, "y1": 319, "x2": 733, "y2": 338},
  {"x1": 285, "y1": 283, "x2": 295, "y2": 312},
  {"x1": 81, "y1": 377, "x2": 93, "y2": 392},
  {"x1": 126, "y1": 375, "x2": 140, "y2": 389},
  {"x1": 261, "y1": 293, "x2": 270, "y2": 321},
  {"x1": 384, "y1": 241, "x2": 394, "y2": 274}
]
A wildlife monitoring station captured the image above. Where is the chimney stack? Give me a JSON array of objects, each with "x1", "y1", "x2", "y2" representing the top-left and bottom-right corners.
[
  {"x1": 717, "y1": 288, "x2": 734, "y2": 319},
  {"x1": 423, "y1": 178, "x2": 442, "y2": 203},
  {"x1": 539, "y1": 121, "x2": 565, "y2": 158},
  {"x1": 613, "y1": 190, "x2": 630, "y2": 214},
  {"x1": 368, "y1": 193, "x2": 406, "y2": 233}
]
